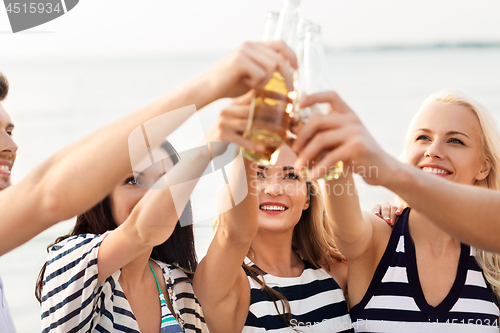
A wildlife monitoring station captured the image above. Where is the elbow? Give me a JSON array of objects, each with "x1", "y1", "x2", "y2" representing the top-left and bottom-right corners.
[
  {"x1": 332, "y1": 229, "x2": 365, "y2": 245},
  {"x1": 220, "y1": 223, "x2": 257, "y2": 245},
  {"x1": 38, "y1": 185, "x2": 71, "y2": 223},
  {"x1": 129, "y1": 210, "x2": 157, "y2": 247}
]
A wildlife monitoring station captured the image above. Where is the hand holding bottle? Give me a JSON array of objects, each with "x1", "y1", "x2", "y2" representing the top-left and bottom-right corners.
[
  {"x1": 203, "y1": 41, "x2": 297, "y2": 100},
  {"x1": 205, "y1": 91, "x2": 265, "y2": 158},
  {"x1": 292, "y1": 91, "x2": 397, "y2": 186}
]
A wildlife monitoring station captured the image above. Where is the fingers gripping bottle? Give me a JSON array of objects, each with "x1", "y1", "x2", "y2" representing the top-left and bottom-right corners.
[{"x1": 241, "y1": 0, "x2": 300, "y2": 165}]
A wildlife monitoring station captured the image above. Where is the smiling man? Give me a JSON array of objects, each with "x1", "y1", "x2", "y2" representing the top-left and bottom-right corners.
[
  {"x1": 0, "y1": 75, "x2": 16, "y2": 191},
  {"x1": 0, "y1": 72, "x2": 16, "y2": 333}
]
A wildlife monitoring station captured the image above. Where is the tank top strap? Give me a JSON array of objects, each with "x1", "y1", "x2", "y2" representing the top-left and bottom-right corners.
[
  {"x1": 148, "y1": 262, "x2": 184, "y2": 333},
  {"x1": 350, "y1": 207, "x2": 409, "y2": 316}
]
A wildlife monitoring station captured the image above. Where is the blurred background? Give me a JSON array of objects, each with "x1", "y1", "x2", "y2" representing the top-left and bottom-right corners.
[{"x1": 1, "y1": 0, "x2": 499, "y2": 331}]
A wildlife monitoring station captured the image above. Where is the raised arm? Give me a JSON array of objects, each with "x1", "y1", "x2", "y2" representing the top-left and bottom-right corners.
[
  {"x1": 96, "y1": 144, "x2": 211, "y2": 282},
  {"x1": 323, "y1": 174, "x2": 385, "y2": 260},
  {"x1": 385, "y1": 162, "x2": 500, "y2": 252},
  {"x1": 293, "y1": 91, "x2": 500, "y2": 253},
  {"x1": 0, "y1": 41, "x2": 297, "y2": 256},
  {"x1": 97, "y1": 90, "x2": 266, "y2": 282},
  {"x1": 291, "y1": 94, "x2": 387, "y2": 260},
  {"x1": 193, "y1": 147, "x2": 259, "y2": 333}
]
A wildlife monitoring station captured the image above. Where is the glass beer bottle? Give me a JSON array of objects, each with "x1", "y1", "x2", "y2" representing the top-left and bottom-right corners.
[
  {"x1": 298, "y1": 22, "x2": 343, "y2": 180},
  {"x1": 241, "y1": 0, "x2": 300, "y2": 165}
]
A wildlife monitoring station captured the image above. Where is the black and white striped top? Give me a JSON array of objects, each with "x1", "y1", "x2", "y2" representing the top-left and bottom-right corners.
[
  {"x1": 40, "y1": 233, "x2": 207, "y2": 333},
  {"x1": 243, "y1": 257, "x2": 354, "y2": 333},
  {"x1": 350, "y1": 208, "x2": 500, "y2": 333}
]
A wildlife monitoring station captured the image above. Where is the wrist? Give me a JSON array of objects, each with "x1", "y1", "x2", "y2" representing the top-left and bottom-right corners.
[
  {"x1": 383, "y1": 158, "x2": 414, "y2": 192},
  {"x1": 179, "y1": 69, "x2": 223, "y2": 111}
]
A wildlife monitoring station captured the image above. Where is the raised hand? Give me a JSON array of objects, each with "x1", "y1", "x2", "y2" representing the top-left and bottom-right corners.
[
  {"x1": 205, "y1": 41, "x2": 298, "y2": 100},
  {"x1": 292, "y1": 91, "x2": 398, "y2": 185}
]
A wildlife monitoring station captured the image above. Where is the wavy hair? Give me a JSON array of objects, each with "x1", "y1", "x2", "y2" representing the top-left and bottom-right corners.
[{"x1": 398, "y1": 90, "x2": 500, "y2": 303}]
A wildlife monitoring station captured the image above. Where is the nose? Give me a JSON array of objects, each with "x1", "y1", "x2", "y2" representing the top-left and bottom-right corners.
[
  {"x1": 424, "y1": 141, "x2": 443, "y2": 160},
  {"x1": 0, "y1": 131, "x2": 18, "y2": 154},
  {"x1": 264, "y1": 176, "x2": 284, "y2": 196}
]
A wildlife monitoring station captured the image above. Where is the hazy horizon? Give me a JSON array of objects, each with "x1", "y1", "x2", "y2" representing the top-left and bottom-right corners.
[{"x1": 1, "y1": 0, "x2": 500, "y2": 59}]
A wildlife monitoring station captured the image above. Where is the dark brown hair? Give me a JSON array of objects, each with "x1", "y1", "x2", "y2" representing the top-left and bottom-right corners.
[
  {"x1": 0, "y1": 72, "x2": 8, "y2": 101},
  {"x1": 35, "y1": 141, "x2": 197, "y2": 303}
]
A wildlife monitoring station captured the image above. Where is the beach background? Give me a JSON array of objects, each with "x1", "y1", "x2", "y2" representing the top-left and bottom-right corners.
[{"x1": 1, "y1": 1, "x2": 500, "y2": 332}]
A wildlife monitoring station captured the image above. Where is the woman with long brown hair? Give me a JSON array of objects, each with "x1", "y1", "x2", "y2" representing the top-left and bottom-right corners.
[
  {"x1": 34, "y1": 41, "x2": 298, "y2": 333},
  {"x1": 36, "y1": 141, "x2": 204, "y2": 332},
  {"x1": 193, "y1": 96, "x2": 354, "y2": 333}
]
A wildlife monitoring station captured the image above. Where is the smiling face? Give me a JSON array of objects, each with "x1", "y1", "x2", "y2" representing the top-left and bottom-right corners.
[
  {"x1": 407, "y1": 100, "x2": 490, "y2": 185},
  {"x1": 110, "y1": 147, "x2": 175, "y2": 226},
  {"x1": 0, "y1": 104, "x2": 17, "y2": 191},
  {"x1": 253, "y1": 145, "x2": 310, "y2": 233}
]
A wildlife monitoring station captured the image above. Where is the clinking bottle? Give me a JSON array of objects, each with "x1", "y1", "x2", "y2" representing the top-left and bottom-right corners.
[{"x1": 241, "y1": 0, "x2": 300, "y2": 165}]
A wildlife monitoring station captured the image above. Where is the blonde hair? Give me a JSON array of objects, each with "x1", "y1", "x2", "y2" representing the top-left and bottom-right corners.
[{"x1": 398, "y1": 89, "x2": 500, "y2": 302}]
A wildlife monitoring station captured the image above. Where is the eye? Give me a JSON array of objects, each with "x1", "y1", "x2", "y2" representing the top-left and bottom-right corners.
[
  {"x1": 125, "y1": 177, "x2": 138, "y2": 186},
  {"x1": 416, "y1": 135, "x2": 431, "y2": 142},
  {"x1": 257, "y1": 170, "x2": 264, "y2": 178},
  {"x1": 6, "y1": 129, "x2": 13, "y2": 136},
  {"x1": 448, "y1": 138, "x2": 465, "y2": 145},
  {"x1": 284, "y1": 172, "x2": 299, "y2": 180}
]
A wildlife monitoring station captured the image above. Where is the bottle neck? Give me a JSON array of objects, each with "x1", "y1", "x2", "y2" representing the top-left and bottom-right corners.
[
  {"x1": 274, "y1": 0, "x2": 301, "y2": 47},
  {"x1": 301, "y1": 29, "x2": 333, "y2": 94}
]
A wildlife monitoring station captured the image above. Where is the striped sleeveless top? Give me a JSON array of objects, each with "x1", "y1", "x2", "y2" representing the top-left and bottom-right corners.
[
  {"x1": 350, "y1": 208, "x2": 500, "y2": 332},
  {"x1": 40, "y1": 232, "x2": 207, "y2": 333},
  {"x1": 243, "y1": 257, "x2": 354, "y2": 333}
]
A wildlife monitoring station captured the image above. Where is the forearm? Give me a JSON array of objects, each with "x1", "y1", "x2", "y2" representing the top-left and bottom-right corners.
[
  {"x1": 218, "y1": 156, "x2": 259, "y2": 242},
  {"x1": 134, "y1": 147, "x2": 212, "y2": 245},
  {"x1": 385, "y1": 162, "x2": 500, "y2": 251},
  {"x1": 324, "y1": 173, "x2": 373, "y2": 258},
  {"x1": 44, "y1": 76, "x2": 212, "y2": 220},
  {"x1": 97, "y1": 147, "x2": 212, "y2": 281},
  {"x1": 194, "y1": 154, "x2": 257, "y2": 308},
  {"x1": 0, "y1": 76, "x2": 212, "y2": 256}
]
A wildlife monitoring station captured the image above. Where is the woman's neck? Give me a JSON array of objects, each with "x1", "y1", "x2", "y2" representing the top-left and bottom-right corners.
[
  {"x1": 249, "y1": 229, "x2": 303, "y2": 277},
  {"x1": 119, "y1": 249, "x2": 154, "y2": 287},
  {"x1": 408, "y1": 209, "x2": 461, "y2": 257}
]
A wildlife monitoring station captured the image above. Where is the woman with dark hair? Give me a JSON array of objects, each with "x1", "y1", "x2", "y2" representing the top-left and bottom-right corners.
[
  {"x1": 36, "y1": 141, "x2": 204, "y2": 332},
  {"x1": 0, "y1": 40, "x2": 297, "y2": 333},
  {"x1": 34, "y1": 85, "x2": 296, "y2": 331}
]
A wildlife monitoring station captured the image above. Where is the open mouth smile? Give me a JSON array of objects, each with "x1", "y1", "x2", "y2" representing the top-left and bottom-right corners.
[
  {"x1": 420, "y1": 166, "x2": 452, "y2": 177},
  {"x1": 0, "y1": 165, "x2": 11, "y2": 175},
  {"x1": 259, "y1": 202, "x2": 289, "y2": 215}
]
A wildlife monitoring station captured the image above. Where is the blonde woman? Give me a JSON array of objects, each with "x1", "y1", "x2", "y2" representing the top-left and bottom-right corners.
[
  {"x1": 293, "y1": 90, "x2": 500, "y2": 331},
  {"x1": 193, "y1": 93, "x2": 353, "y2": 332}
]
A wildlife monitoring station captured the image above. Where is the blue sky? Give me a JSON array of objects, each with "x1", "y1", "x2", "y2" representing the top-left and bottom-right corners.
[{"x1": 0, "y1": 0, "x2": 499, "y2": 58}]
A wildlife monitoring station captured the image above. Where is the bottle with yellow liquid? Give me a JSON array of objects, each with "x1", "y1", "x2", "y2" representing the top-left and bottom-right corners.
[
  {"x1": 241, "y1": 0, "x2": 300, "y2": 165},
  {"x1": 241, "y1": 72, "x2": 293, "y2": 165},
  {"x1": 297, "y1": 22, "x2": 343, "y2": 180}
]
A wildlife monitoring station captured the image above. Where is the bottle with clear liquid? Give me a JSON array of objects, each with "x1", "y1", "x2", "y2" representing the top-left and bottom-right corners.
[
  {"x1": 298, "y1": 22, "x2": 343, "y2": 180},
  {"x1": 241, "y1": 0, "x2": 300, "y2": 165}
]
